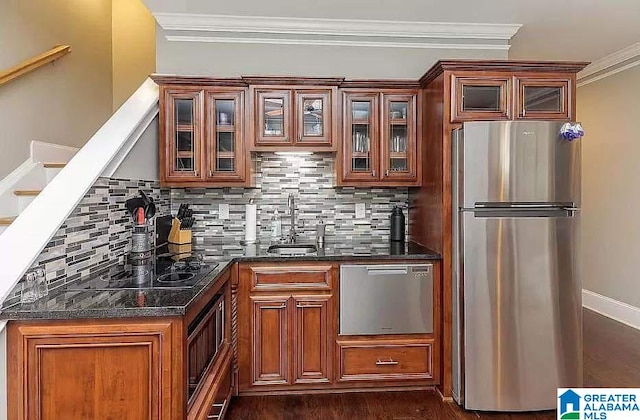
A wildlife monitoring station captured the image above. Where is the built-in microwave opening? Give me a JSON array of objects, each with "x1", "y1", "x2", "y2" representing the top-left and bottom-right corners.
[{"x1": 187, "y1": 292, "x2": 225, "y2": 401}]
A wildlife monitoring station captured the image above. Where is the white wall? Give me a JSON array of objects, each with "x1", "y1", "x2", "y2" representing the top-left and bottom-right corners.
[
  {"x1": 112, "y1": 0, "x2": 156, "y2": 110},
  {"x1": 112, "y1": 116, "x2": 159, "y2": 181},
  {"x1": 156, "y1": 31, "x2": 507, "y2": 78},
  {"x1": 578, "y1": 65, "x2": 640, "y2": 309},
  {"x1": 0, "y1": 326, "x2": 5, "y2": 419},
  {"x1": 0, "y1": 0, "x2": 113, "y2": 179}
]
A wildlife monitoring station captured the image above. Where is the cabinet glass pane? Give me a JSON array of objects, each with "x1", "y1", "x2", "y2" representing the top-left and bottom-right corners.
[
  {"x1": 175, "y1": 98, "x2": 195, "y2": 173},
  {"x1": 351, "y1": 101, "x2": 371, "y2": 172},
  {"x1": 264, "y1": 98, "x2": 284, "y2": 136},
  {"x1": 462, "y1": 85, "x2": 502, "y2": 111},
  {"x1": 216, "y1": 99, "x2": 235, "y2": 126},
  {"x1": 303, "y1": 99, "x2": 324, "y2": 136},
  {"x1": 216, "y1": 132, "x2": 235, "y2": 172},
  {"x1": 389, "y1": 102, "x2": 408, "y2": 120},
  {"x1": 389, "y1": 101, "x2": 409, "y2": 173},
  {"x1": 523, "y1": 86, "x2": 562, "y2": 112},
  {"x1": 176, "y1": 99, "x2": 193, "y2": 125}
]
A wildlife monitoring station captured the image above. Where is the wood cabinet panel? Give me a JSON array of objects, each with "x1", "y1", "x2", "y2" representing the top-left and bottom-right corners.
[
  {"x1": 8, "y1": 319, "x2": 182, "y2": 420},
  {"x1": 295, "y1": 90, "x2": 334, "y2": 147},
  {"x1": 255, "y1": 89, "x2": 292, "y2": 146},
  {"x1": 205, "y1": 90, "x2": 247, "y2": 182},
  {"x1": 161, "y1": 89, "x2": 204, "y2": 182},
  {"x1": 293, "y1": 295, "x2": 331, "y2": 384},
  {"x1": 251, "y1": 296, "x2": 290, "y2": 385},
  {"x1": 249, "y1": 264, "x2": 333, "y2": 291},
  {"x1": 341, "y1": 91, "x2": 380, "y2": 182},
  {"x1": 337, "y1": 339, "x2": 433, "y2": 382},
  {"x1": 381, "y1": 93, "x2": 418, "y2": 182},
  {"x1": 515, "y1": 76, "x2": 571, "y2": 120},
  {"x1": 451, "y1": 75, "x2": 510, "y2": 122}
]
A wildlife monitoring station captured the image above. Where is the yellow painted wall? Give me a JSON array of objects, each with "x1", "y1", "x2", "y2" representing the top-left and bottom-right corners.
[{"x1": 112, "y1": 0, "x2": 156, "y2": 111}]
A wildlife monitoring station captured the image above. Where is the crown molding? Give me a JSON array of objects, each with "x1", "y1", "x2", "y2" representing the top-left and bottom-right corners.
[
  {"x1": 578, "y1": 42, "x2": 640, "y2": 87},
  {"x1": 164, "y1": 35, "x2": 512, "y2": 51},
  {"x1": 155, "y1": 13, "x2": 521, "y2": 46}
]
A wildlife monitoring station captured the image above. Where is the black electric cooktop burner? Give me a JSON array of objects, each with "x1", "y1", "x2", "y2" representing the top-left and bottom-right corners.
[{"x1": 68, "y1": 255, "x2": 219, "y2": 291}]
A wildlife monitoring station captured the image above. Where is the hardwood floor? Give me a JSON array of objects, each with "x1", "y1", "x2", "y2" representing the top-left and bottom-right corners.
[{"x1": 227, "y1": 309, "x2": 640, "y2": 419}]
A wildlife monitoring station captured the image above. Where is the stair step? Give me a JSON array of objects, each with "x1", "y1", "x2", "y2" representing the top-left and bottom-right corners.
[
  {"x1": 0, "y1": 217, "x2": 16, "y2": 226},
  {"x1": 14, "y1": 190, "x2": 41, "y2": 196},
  {"x1": 43, "y1": 163, "x2": 66, "y2": 169}
]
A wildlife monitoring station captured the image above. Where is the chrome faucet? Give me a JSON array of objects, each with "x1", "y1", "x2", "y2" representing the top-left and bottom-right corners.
[{"x1": 286, "y1": 193, "x2": 297, "y2": 243}]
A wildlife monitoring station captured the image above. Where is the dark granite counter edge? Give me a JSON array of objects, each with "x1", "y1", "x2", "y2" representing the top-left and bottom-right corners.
[{"x1": 1, "y1": 248, "x2": 442, "y2": 321}]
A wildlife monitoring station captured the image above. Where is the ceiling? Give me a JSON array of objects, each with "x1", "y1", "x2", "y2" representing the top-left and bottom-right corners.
[{"x1": 142, "y1": 0, "x2": 640, "y2": 63}]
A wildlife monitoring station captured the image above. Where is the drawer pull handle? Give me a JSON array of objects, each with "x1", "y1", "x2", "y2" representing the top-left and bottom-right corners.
[
  {"x1": 375, "y1": 358, "x2": 399, "y2": 366},
  {"x1": 262, "y1": 304, "x2": 286, "y2": 309}
]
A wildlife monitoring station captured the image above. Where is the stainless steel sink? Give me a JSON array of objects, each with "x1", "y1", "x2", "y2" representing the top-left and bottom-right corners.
[{"x1": 267, "y1": 243, "x2": 317, "y2": 256}]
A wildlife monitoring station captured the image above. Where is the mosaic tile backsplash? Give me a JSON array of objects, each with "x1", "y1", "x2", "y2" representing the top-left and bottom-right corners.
[
  {"x1": 4, "y1": 178, "x2": 170, "y2": 305},
  {"x1": 171, "y1": 153, "x2": 409, "y2": 252},
  {"x1": 5, "y1": 153, "x2": 409, "y2": 305}
]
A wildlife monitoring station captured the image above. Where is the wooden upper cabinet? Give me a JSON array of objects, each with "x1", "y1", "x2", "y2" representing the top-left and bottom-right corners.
[
  {"x1": 158, "y1": 83, "x2": 252, "y2": 187},
  {"x1": 255, "y1": 89, "x2": 292, "y2": 146},
  {"x1": 451, "y1": 75, "x2": 510, "y2": 122},
  {"x1": 162, "y1": 89, "x2": 204, "y2": 182},
  {"x1": 252, "y1": 86, "x2": 336, "y2": 150},
  {"x1": 205, "y1": 90, "x2": 246, "y2": 182},
  {"x1": 296, "y1": 90, "x2": 333, "y2": 146},
  {"x1": 381, "y1": 94, "x2": 418, "y2": 182},
  {"x1": 341, "y1": 92, "x2": 380, "y2": 182},
  {"x1": 340, "y1": 89, "x2": 420, "y2": 187},
  {"x1": 515, "y1": 76, "x2": 571, "y2": 120}
]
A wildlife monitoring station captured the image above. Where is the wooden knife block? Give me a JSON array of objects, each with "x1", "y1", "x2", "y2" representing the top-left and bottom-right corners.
[{"x1": 168, "y1": 218, "x2": 192, "y2": 259}]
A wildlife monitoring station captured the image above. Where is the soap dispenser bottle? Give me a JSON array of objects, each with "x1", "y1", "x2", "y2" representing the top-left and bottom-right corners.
[{"x1": 271, "y1": 209, "x2": 282, "y2": 240}]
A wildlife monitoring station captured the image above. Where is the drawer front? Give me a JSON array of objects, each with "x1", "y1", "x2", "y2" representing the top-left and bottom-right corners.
[
  {"x1": 338, "y1": 340, "x2": 433, "y2": 381},
  {"x1": 250, "y1": 265, "x2": 333, "y2": 291}
]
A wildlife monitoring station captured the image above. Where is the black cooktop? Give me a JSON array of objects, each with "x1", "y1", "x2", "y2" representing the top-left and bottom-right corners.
[{"x1": 68, "y1": 256, "x2": 218, "y2": 291}]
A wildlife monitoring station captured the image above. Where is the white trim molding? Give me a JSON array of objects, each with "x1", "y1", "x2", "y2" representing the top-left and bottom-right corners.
[
  {"x1": 155, "y1": 13, "x2": 521, "y2": 49},
  {"x1": 583, "y1": 289, "x2": 640, "y2": 331},
  {"x1": 165, "y1": 35, "x2": 511, "y2": 50},
  {"x1": 578, "y1": 42, "x2": 640, "y2": 87}
]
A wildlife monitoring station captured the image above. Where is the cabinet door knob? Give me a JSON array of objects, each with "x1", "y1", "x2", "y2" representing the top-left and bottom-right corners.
[
  {"x1": 372, "y1": 170, "x2": 376, "y2": 177},
  {"x1": 209, "y1": 170, "x2": 213, "y2": 177},
  {"x1": 386, "y1": 170, "x2": 390, "y2": 177}
]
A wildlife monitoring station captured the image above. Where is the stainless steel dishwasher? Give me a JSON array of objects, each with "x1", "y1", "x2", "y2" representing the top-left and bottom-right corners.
[{"x1": 339, "y1": 264, "x2": 433, "y2": 335}]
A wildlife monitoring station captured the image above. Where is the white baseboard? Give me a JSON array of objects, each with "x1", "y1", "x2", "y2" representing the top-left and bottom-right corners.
[
  {"x1": 583, "y1": 289, "x2": 640, "y2": 330},
  {"x1": 30, "y1": 140, "x2": 78, "y2": 164}
]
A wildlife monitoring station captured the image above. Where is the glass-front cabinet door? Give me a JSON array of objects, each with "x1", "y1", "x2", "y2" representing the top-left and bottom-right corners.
[
  {"x1": 255, "y1": 89, "x2": 292, "y2": 146},
  {"x1": 206, "y1": 90, "x2": 246, "y2": 182},
  {"x1": 342, "y1": 92, "x2": 379, "y2": 181},
  {"x1": 295, "y1": 90, "x2": 332, "y2": 146},
  {"x1": 516, "y1": 77, "x2": 570, "y2": 120},
  {"x1": 381, "y1": 94, "x2": 417, "y2": 182},
  {"x1": 164, "y1": 90, "x2": 203, "y2": 181},
  {"x1": 452, "y1": 76, "x2": 510, "y2": 122}
]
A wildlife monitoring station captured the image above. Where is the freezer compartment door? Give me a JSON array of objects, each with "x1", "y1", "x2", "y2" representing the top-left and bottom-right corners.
[
  {"x1": 457, "y1": 121, "x2": 581, "y2": 208},
  {"x1": 462, "y1": 211, "x2": 581, "y2": 411}
]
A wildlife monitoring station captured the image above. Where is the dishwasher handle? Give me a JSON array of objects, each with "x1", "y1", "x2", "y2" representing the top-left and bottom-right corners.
[{"x1": 365, "y1": 266, "x2": 409, "y2": 276}]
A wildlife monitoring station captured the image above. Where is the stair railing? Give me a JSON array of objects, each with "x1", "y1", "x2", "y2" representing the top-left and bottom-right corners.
[{"x1": 0, "y1": 45, "x2": 71, "y2": 87}]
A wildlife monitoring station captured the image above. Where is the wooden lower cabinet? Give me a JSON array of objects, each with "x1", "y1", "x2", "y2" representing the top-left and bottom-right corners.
[
  {"x1": 7, "y1": 318, "x2": 183, "y2": 420},
  {"x1": 238, "y1": 263, "x2": 336, "y2": 392}
]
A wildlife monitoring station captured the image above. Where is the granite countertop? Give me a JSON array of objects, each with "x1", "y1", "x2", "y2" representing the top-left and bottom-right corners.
[{"x1": 1, "y1": 238, "x2": 440, "y2": 321}]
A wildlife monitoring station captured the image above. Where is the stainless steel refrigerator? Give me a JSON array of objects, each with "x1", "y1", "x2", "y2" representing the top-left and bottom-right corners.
[{"x1": 451, "y1": 121, "x2": 582, "y2": 411}]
